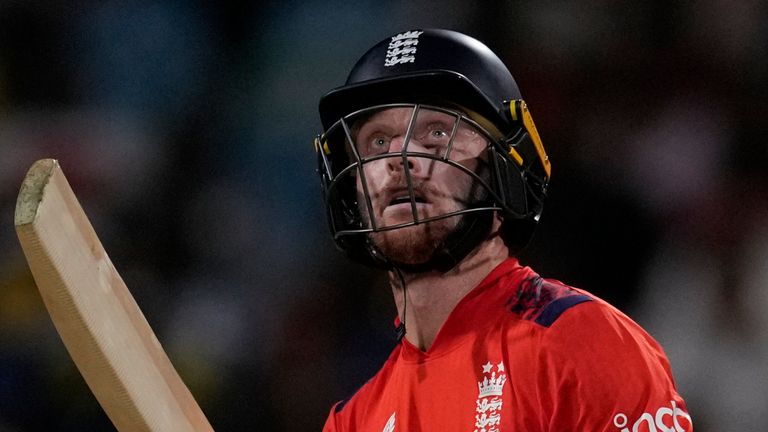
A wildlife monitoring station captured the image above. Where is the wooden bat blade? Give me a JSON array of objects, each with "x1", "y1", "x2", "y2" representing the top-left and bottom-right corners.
[{"x1": 15, "y1": 159, "x2": 214, "y2": 432}]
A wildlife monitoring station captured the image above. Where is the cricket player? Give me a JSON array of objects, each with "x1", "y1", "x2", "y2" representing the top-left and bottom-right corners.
[{"x1": 314, "y1": 29, "x2": 692, "y2": 432}]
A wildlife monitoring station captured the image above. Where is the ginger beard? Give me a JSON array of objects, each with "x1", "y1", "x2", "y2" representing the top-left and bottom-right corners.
[{"x1": 357, "y1": 156, "x2": 486, "y2": 265}]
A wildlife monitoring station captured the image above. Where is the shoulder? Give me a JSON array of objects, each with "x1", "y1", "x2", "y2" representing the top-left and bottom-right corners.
[
  {"x1": 512, "y1": 281, "x2": 692, "y2": 431},
  {"x1": 502, "y1": 275, "x2": 674, "y2": 377},
  {"x1": 506, "y1": 276, "x2": 672, "y2": 374},
  {"x1": 497, "y1": 272, "x2": 668, "y2": 367},
  {"x1": 504, "y1": 275, "x2": 593, "y2": 327},
  {"x1": 502, "y1": 274, "x2": 680, "y2": 393},
  {"x1": 540, "y1": 286, "x2": 669, "y2": 370},
  {"x1": 509, "y1": 280, "x2": 694, "y2": 431},
  {"x1": 504, "y1": 275, "x2": 656, "y2": 346},
  {"x1": 499, "y1": 275, "x2": 672, "y2": 379},
  {"x1": 323, "y1": 344, "x2": 400, "y2": 430}
]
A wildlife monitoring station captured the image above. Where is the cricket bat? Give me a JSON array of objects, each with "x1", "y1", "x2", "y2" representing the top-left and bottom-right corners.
[{"x1": 14, "y1": 159, "x2": 214, "y2": 432}]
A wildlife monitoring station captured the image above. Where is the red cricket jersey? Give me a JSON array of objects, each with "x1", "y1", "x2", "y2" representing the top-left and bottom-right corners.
[{"x1": 323, "y1": 258, "x2": 693, "y2": 432}]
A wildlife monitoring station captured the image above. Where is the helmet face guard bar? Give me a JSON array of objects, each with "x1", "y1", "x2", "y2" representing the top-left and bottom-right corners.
[{"x1": 315, "y1": 103, "x2": 546, "y2": 246}]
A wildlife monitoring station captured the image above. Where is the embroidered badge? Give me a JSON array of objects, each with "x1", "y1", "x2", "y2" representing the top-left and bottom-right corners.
[
  {"x1": 384, "y1": 30, "x2": 423, "y2": 67},
  {"x1": 382, "y1": 412, "x2": 396, "y2": 432},
  {"x1": 474, "y1": 361, "x2": 506, "y2": 432}
]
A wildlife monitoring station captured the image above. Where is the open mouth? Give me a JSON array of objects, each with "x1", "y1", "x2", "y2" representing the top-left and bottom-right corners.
[{"x1": 389, "y1": 195, "x2": 427, "y2": 206}]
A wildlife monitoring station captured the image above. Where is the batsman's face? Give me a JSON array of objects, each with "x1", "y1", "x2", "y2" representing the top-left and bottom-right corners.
[{"x1": 352, "y1": 106, "x2": 489, "y2": 264}]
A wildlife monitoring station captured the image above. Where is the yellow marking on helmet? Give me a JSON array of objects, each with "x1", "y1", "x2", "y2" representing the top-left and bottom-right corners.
[
  {"x1": 314, "y1": 135, "x2": 331, "y2": 155},
  {"x1": 509, "y1": 101, "x2": 519, "y2": 122},
  {"x1": 508, "y1": 147, "x2": 523, "y2": 166},
  {"x1": 518, "y1": 100, "x2": 551, "y2": 178}
]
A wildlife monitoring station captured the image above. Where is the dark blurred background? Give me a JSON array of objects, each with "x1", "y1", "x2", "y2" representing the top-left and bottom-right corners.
[{"x1": 1, "y1": 1, "x2": 766, "y2": 430}]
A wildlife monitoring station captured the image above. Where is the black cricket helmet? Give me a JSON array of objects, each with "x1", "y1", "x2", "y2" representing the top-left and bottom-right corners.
[{"x1": 315, "y1": 29, "x2": 551, "y2": 270}]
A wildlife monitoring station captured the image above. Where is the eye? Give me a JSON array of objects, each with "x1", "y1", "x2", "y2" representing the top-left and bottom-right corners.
[
  {"x1": 361, "y1": 135, "x2": 390, "y2": 155},
  {"x1": 425, "y1": 123, "x2": 451, "y2": 141},
  {"x1": 372, "y1": 137, "x2": 388, "y2": 147},
  {"x1": 431, "y1": 129, "x2": 448, "y2": 138}
]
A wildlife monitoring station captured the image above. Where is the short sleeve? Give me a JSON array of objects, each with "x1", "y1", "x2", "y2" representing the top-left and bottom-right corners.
[
  {"x1": 541, "y1": 300, "x2": 693, "y2": 432},
  {"x1": 322, "y1": 402, "x2": 342, "y2": 432}
]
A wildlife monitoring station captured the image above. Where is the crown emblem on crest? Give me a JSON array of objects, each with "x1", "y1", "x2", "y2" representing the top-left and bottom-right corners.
[
  {"x1": 477, "y1": 361, "x2": 507, "y2": 397},
  {"x1": 478, "y1": 371, "x2": 507, "y2": 398}
]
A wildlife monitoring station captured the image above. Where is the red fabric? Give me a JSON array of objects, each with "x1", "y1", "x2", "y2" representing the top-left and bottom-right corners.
[{"x1": 323, "y1": 258, "x2": 693, "y2": 432}]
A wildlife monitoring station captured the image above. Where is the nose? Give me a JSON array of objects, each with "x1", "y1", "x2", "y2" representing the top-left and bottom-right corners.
[{"x1": 386, "y1": 135, "x2": 424, "y2": 175}]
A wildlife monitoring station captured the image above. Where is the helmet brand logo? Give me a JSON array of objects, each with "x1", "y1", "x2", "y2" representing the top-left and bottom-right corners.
[{"x1": 385, "y1": 31, "x2": 423, "y2": 67}]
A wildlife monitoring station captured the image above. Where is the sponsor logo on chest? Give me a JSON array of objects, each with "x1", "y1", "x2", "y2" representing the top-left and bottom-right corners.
[{"x1": 613, "y1": 401, "x2": 692, "y2": 432}]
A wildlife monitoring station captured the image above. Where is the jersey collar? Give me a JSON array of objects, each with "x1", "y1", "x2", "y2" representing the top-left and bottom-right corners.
[{"x1": 398, "y1": 257, "x2": 534, "y2": 361}]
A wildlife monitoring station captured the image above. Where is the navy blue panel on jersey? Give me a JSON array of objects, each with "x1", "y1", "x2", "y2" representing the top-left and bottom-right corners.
[{"x1": 535, "y1": 294, "x2": 592, "y2": 327}]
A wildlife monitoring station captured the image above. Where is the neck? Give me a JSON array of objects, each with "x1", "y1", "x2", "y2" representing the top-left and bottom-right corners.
[{"x1": 389, "y1": 232, "x2": 509, "y2": 351}]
